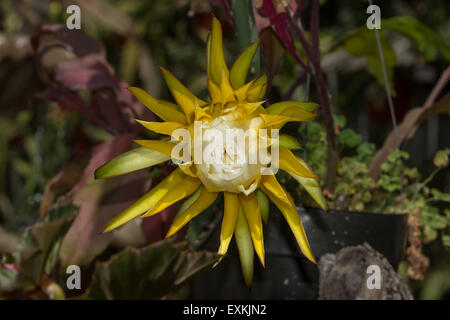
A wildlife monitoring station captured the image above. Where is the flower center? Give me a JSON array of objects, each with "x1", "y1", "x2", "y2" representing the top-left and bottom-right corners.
[{"x1": 194, "y1": 112, "x2": 265, "y2": 195}]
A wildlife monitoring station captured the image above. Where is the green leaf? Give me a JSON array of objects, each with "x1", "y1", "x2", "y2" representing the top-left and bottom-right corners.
[
  {"x1": 424, "y1": 226, "x2": 437, "y2": 241},
  {"x1": 338, "y1": 128, "x2": 361, "y2": 148},
  {"x1": 95, "y1": 147, "x2": 170, "y2": 179},
  {"x1": 442, "y1": 235, "x2": 450, "y2": 247},
  {"x1": 382, "y1": 16, "x2": 449, "y2": 61},
  {"x1": 83, "y1": 239, "x2": 219, "y2": 299},
  {"x1": 336, "y1": 28, "x2": 396, "y2": 90},
  {"x1": 17, "y1": 214, "x2": 75, "y2": 288},
  {"x1": 431, "y1": 189, "x2": 450, "y2": 202},
  {"x1": 433, "y1": 149, "x2": 449, "y2": 168},
  {"x1": 0, "y1": 266, "x2": 19, "y2": 294}
]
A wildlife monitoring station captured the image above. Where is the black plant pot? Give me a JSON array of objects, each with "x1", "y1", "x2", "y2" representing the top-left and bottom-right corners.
[{"x1": 190, "y1": 206, "x2": 408, "y2": 299}]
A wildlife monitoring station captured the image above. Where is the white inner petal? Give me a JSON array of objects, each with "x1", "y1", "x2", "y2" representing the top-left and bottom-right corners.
[{"x1": 195, "y1": 114, "x2": 265, "y2": 194}]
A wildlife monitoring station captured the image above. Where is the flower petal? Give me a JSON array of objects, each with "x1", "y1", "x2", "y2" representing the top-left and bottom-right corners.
[
  {"x1": 136, "y1": 120, "x2": 184, "y2": 137},
  {"x1": 260, "y1": 113, "x2": 287, "y2": 127},
  {"x1": 103, "y1": 168, "x2": 185, "y2": 232},
  {"x1": 261, "y1": 174, "x2": 291, "y2": 204},
  {"x1": 279, "y1": 133, "x2": 302, "y2": 150},
  {"x1": 95, "y1": 147, "x2": 169, "y2": 179},
  {"x1": 247, "y1": 75, "x2": 267, "y2": 101},
  {"x1": 234, "y1": 79, "x2": 255, "y2": 102},
  {"x1": 262, "y1": 187, "x2": 316, "y2": 263},
  {"x1": 279, "y1": 106, "x2": 318, "y2": 121},
  {"x1": 165, "y1": 187, "x2": 217, "y2": 237},
  {"x1": 143, "y1": 175, "x2": 202, "y2": 218},
  {"x1": 256, "y1": 189, "x2": 269, "y2": 224},
  {"x1": 288, "y1": 158, "x2": 328, "y2": 211},
  {"x1": 220, "y1": 72, "x2": 235, "y2": 103},
  {"x1": 210, "y1": 16, "x2": 229, "y2": 86},
  {"x1": 279, "y1": 147, "x2": 317, "y2": 178},
  {"x1": 134, "y1": 139, "x2": 179, "y2": 159},
  {"x1": 208, "y1": 79, "x2": 222, "y2": 104},
  {"x1": 239, "y1": 193, "x2": 265, "y2": 267},
  {"x1": 171, "y1": 90, "x2": 196, "y2": 123},
  {"x1": 165, "y1": 188, "x2": 216, "y2": 236},
  {"x1": 218, "y1": 192, "x2": 239, "y2": 256},
  {"x1": 128, "y1": 87, "x2": 188, "y2": 125},
  {"x1": 266, "y1": 101, "x2": 318, "y2": 114},
  {"x1": 160, "y1": 67, "x2": 208, "y2": 106},
  {"x1": 230, "y1": 40, "x2": 259, "y2": 89},
  {"x1": 234, "y1": 205, "x2": 254, "y2": 288}
]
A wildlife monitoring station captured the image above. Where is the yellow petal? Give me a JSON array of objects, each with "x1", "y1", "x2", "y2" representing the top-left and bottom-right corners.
[
  {"x1": 239, "y1": 193, "x2": 265, "y2": 267},
  {"x1": 128, "y1": 87, "x2": 187, "y2": 125},
  {"x1": 256, "y1": 189, "x2": 270, "y2": 223},
  {"x1": 262, "y1": 187, "x2": 316, "y2": 263},
  {"x1": 278, "y1": 133, "x2": 302, "y2": 150},
  {"x1": 220, "y1": 72, "x2": 235, "y2": 104},
  {"x1": 165, "y1": 187, "x2": 218, "y2": 237},
  {"x1": 288, "y1": 157, "x2": 328, "y2": 211},
  {"x1": 160, "y1": 67, "x2": 208, "y2": 106},
  {"x1": 134, "y1": 139, "x2": 178, "y2": 159},
  {"x1": 171, "y1": 90, "x2": 196, "y2": 124},
  {"x1": 210, "y1": 16, "x2": 229, "y2": 86},
  {"x1": 266, "y1": 101, "x2": 318, "y2": 114},
  {"x1": 158, "y1": 99, "x2": 183, "y2": 112},
  {"x1": 136, "y1": 120, "x2": 184, "y2": 138},
  {"x1": 241, "y1": 101, "x2": 265, "y2": 115},
  {"x1": 218, "y1": 192, "x2": 239, "y2": 256},
  {"x1": 234, "y1": 79, "x2": 255, "y2": 102},
  {"x1": 247, "y1": 75, "x2": 267, "y2": 101},
  {"x1": 261, "y1": 174, "x2": 291, "y2": 204},
  {"x1": 208, "y1": 79, "x2": 222, "y2": 104},
  {"x1": 103, "y1": 168, "x2": 185, "y2": 232},
  {"x1": 234, "y1": 205, "x2": 254, "y2": 288},
  {"x1": 95, "y1": 147, "x2": 170, "y2": 179},
  {"x1": 230, "y1": 40, "x2": 259, "y2": 89},
  {"x1": 279, "y1": 147, "x2": 317, "y2": 178},
  {"x1": 143, "y1": 175, "x2": 201, "y2": 218},
  {"x1": 279, "y1": 105, "x2": 318, "y2": 121},
  {"x1": 260, "y1": 113, "x2": 289, "y2": 128},
  {"x1": 260, "y1": 112, "x2": 316, "y2": 129}
]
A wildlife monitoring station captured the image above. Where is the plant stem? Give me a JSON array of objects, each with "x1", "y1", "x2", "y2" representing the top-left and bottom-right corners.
[{"x1": 290, "y1": 0, "x2": 338, "y2": 193}]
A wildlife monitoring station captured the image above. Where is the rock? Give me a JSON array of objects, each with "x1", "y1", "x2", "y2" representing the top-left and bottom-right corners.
[{"x1": 318, "y1": 242, "x2": 413, "y2": 300}]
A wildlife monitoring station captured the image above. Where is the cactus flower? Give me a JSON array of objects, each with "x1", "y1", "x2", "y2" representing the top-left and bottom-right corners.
[{"x1": 96, "y1": 16, "x2": 327, "y2": 286}]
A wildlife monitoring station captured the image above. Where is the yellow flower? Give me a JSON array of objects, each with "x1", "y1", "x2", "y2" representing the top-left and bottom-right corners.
[{"x1": 95, "y1": 16, "x2": 327, "y2": 286}]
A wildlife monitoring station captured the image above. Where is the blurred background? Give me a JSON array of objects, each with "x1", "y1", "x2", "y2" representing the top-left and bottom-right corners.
[{"x1": 0, "y1": 0, "x2": 449, "y2": 300}]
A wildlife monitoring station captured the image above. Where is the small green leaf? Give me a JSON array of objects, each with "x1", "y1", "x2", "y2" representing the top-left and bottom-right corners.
[
  {"x1": 339, "y1": 128, "x2": 361, "y2": 148},
  {"x1": 433, "y1": 149, "x2": 449, "y2": 168},
  {"x1": 442, "y1": 235, "x2": 450, "y2": 247},
  {"x1": 382, "y1": 16, "x2": 447, "y2": 61}
]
